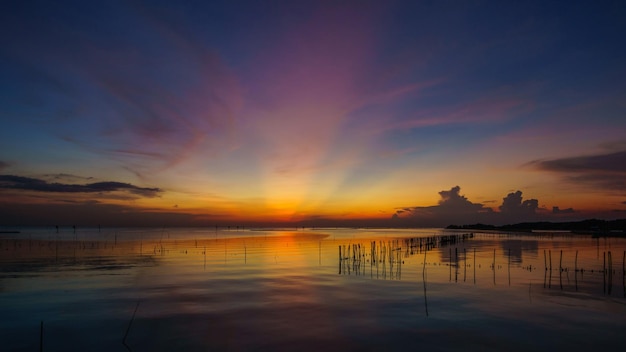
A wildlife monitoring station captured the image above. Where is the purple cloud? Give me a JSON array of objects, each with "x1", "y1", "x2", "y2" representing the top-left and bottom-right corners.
[
  {"x1": 530, "y1": 151, "x2": 626, "y2": 173},
  {"x1": 528, "y1": 149, "x2": 626, "y2": 192},
  {"x1": 0, "y1": 201, "x2": 197, "y2": 227},
  {"x1": 0, "y1": 175, "x2": 161, "y2": 198}
]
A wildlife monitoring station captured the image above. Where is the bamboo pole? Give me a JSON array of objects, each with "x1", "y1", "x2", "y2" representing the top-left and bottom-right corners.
[
  {"x1": 549, "y1": 250, "x2": 552, "y2": 271},
  {"x1": 508, "y1": 248, "x2": 511, "y2": 286},
  {"x1": 423, "y1": 249, "x2": 429, "y2": 317},
  {"x1": 493, "y1": 248, "x2": 496, "y2": 286},
  {"x1": 123, "y1": 302, "x2": 140, "y2": 352},
  {"x1": 449, "y1": 247, "x2": 452, "y2": 282},
  {"x1": 608, "y1": 251, "x2": 613, "y2": 295},
  {"x1": 603, "y1": 251, "x2": 606, "y2": 294},
  {"x1": 40, "y1": 321, "x2": 43, "y2": 352},
  {"x1": 464, "y1": 248, "x2": 467, "y2": 282}
]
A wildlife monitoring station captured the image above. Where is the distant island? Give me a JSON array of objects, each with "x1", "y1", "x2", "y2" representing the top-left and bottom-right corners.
[{"x1": 446, "y1": 218, "x2": 626, "y2": 235}]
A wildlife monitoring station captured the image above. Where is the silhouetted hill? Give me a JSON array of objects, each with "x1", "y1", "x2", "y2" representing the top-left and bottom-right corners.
[{"x1": 446, "y1": 218, "x2": 626, "y2": 235}]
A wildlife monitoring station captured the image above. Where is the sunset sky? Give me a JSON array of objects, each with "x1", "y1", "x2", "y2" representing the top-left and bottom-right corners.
[{"x1": 1, "y1": 0, "x2": 625, "y2": 227}]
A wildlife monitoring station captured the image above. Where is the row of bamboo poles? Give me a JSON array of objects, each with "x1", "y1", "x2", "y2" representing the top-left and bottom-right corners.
[
  {"x1": 337, "y1": 236, "x2": 626, "y2": 296},
  {"x1": 338, "y1": 233, "x2": 474, "y2": 279}
]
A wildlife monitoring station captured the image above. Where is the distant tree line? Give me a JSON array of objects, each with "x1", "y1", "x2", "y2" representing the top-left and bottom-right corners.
[{"x1": 446, "y1": 218, "x2": 626, "y2": 235}]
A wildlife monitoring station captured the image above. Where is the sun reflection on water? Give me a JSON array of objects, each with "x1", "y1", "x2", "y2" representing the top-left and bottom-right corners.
[{"x1": 1, "y1": 228, "x2": 625, "y2": 351}]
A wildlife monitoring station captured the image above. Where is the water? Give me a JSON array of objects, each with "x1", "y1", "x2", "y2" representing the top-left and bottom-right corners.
[{"x1": 1, "y1": 227, "x2": 625, "y2": 351}]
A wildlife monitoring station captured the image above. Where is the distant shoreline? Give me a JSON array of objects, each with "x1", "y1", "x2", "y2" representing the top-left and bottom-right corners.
[{"x1": 446, "y1": 218, "x2": 626, "y2": 236}]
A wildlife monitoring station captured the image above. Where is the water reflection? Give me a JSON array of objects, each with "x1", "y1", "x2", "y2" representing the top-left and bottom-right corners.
[
  {"x1": 335, "y1": 232, "x2": 626, "y2": 300},
  {"x1": 1, "y1": 228, "x2": 625, "y2": 351}
]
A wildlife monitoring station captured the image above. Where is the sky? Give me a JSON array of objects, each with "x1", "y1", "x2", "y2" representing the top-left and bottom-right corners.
[{"x1": 1, "y1": 0, "x2": 625, "y2": 227}]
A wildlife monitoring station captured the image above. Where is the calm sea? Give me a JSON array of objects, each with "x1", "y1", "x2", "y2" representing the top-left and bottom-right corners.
[{"x1": 1, "y1": 227, "x2": 625, "y2": 351}]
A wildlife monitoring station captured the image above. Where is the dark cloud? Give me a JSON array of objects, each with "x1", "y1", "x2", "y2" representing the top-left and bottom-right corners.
[
  {"x1": 528, "y1": 150, "x2": 626, "y2": 192},
  {"x1": 393, "y1": 186, "x2": 493, "y2": 227},
  {"x1": 42, "y1": 173, "x2": 94, "y2": 183},
  {"x1": 0, "y1": 201, "x2": 197, "y2": 227},
  {"x1": 392, "y1": 186, "x2": 566, "y2": 226},
  {"x1": 499, "y1": 191, "x2": 538, "y2": 215},
  {"x1": 437, "y1": 186, "x2": 488, "y2": 212},
  {"x1": 0, "y1": 175, "x2": 161, "y2": 197},
  {"x1": 530, "y1": 151, "x2": 626, "y2": 173},
  {"x1": 552, "y1": 206, "x2": 575, "y2": 214},
  {"x1": 0, "y1": 161, "x2": 8, "y2": 171},
  {"x1": 565, "y1": 173, "x2": 626, "y2": 191}
]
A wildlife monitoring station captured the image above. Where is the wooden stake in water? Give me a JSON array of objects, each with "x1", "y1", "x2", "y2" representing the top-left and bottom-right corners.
[
  {"x1": 40, "y1": 321, "x2": 43, "y2": 352},
  {"x1": 123, "y1": 301, "x2": 140, "y2": 352},
  {"x1": 449, "y1": 247, "x2": 452, "y2": 282},
  {"x1": 493, "y1": 249, "x2": 496, "y2": 286},
  {"x1": 559, "y1": 250, "x2": 563, "y2": 272},
  {"x1": 608, "y1": 251, "x2": 613, "y2": 295},
  {"x1": 423, "y1": 249, "x2": 429, "y2": 317},
  {"x1": 464, "y1": 248, "x2": 467, "y2": 282},
  {"x1": 508, "y1": 248, "x2": 511, "y2": 286},
  {"x1": 603, "y1": 251, "x2": 606, "y2": 294},
  {"x1": 549, "y1": 250, "x2": 552, "y2": 271},
  {"x1": 455, "y1": 247, "x2": 458, "y2": 282}
]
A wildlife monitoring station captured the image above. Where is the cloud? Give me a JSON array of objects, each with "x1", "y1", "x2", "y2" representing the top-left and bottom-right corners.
[
  {"x1": 0, "y1": 161, "x2": 8, "y2": 171},
  {"x1": 0, "y1": 201, "x2": 197, "y2": 227},
  {"x1": 530, "y1": 151, "x2": 626, "y2": 173},
  {"x1": 499, "y1": 191, "x2": 538, "y2": 216},
  {"x1": 392, "y1": 186, "x2": 554, "y2": 226},
  {"x1": 528, "y1": 149, "x2": 626, "y2": 192},
  {"x1": 0, "y1": 175, "x2": 161, "y2": 198},
  {"x1": 42, "y1": 173, "x2": 94, "y2": 183},
  {"x1": 552, "y1": 206, "x2": 575, "y2": 214},
  {"x1": 437, "y1": 186, "x2": 488, "y2": 211},
  {"x1": 393, "y1": 186, "x2": 493, "y2": 226}
]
